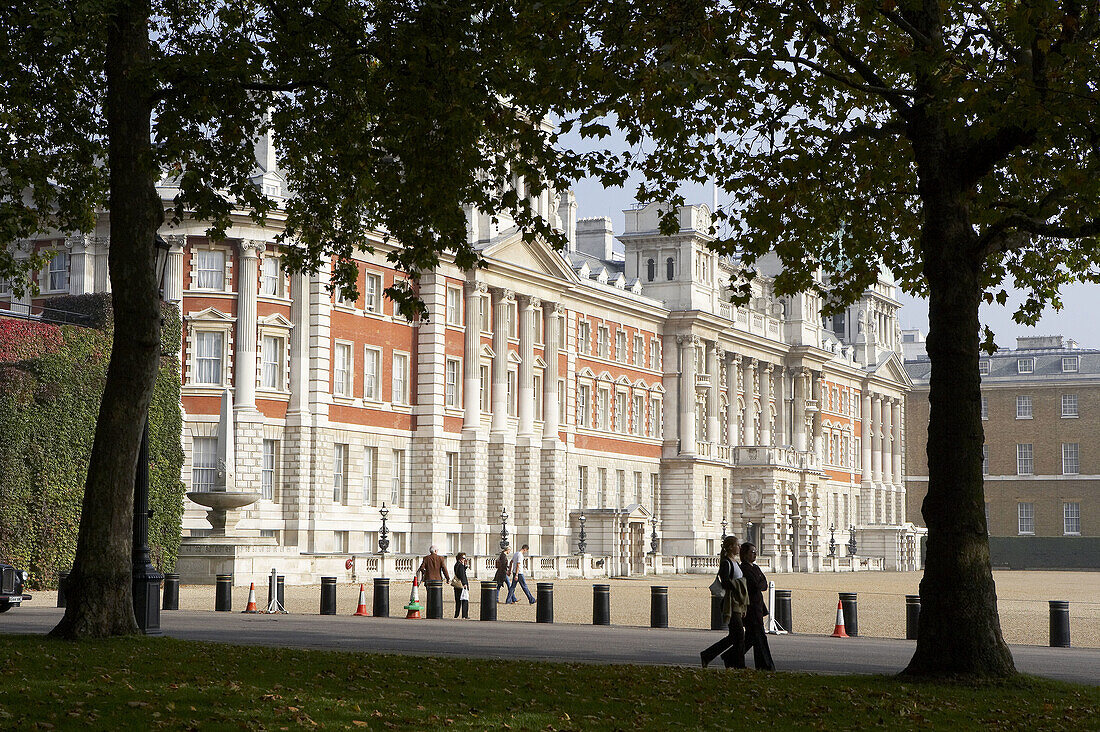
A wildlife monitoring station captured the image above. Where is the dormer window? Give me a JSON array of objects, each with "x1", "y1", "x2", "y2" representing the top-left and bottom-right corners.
[
  {"x1": 1017, "y1": 358, "x2": 1034, "y2": 374},
  {"x1": 1062, "y1": 356, "x2": 1079, "y2": 373},
  {"x1": 979, "y1": 360, "x2": 990, "y2": 376}
]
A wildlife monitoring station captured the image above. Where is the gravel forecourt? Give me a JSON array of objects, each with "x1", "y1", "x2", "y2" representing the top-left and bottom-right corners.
[{"x1": 37, "y1": 570, "x2": 1096, "y2": 647}]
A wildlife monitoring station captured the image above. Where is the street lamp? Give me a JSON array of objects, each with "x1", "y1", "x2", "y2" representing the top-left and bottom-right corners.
[
  {"x1": 847, "y1": 524, "x2": 858, "y2": 557},
  {"x1": 721, "y1": 518, "x2": 727, "y2": 540},
  {"x1": 378, "y1": 502, "x2": 390, "y2": 554},
  {"x1": 827, "y1": 524, "x2": 836, "y2": 558},
  {"x1": 132, "y1": 234, "x2": 172, "y2": 634},
  {"x1": 499, "y1": 507, "x2": 510, "y2": 551},
  {"x1": 577, "y1": 512, "x2": 587, "y2": 554},
  {"x1": 648, "y1": 515, "x2": 659, "y2": 555}
]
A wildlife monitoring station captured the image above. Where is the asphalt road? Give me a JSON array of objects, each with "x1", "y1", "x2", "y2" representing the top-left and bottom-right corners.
[{"x1": 4, "y1": 607, "x2": 1097, "y2": 685}]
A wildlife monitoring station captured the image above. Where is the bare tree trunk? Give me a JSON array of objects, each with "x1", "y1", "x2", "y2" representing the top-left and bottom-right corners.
[
  {"x1": 903, "y1": 201, "x2": 1016, "y2": 677},
  {"x1": 50, "y1": 0, "x2": 163, "y2": 639}
]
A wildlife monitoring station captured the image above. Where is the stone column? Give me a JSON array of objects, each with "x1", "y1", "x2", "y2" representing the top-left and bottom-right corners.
[
  {"x1": 162, "y1": 235, "x2": 185, "y2": 303},
  {"x1": 861, "y1": 392, "x2": 872, "y2": 482},
  {"x1": 517, "y1": 295, "x2": 538, "y2": 437},
  {"x1": 662, "y1": 334, "x2": 680, "y2": 455},
  {"x1": 774, "y1": 366, "x2": 786, "y2": 446},
  {"x1": 65, "y1": 235, "x2": 95, "y2": 296},
  {"x1": 892, "y1": 398, "x2": 903, "y2": 486},
  {"x1": 490, "y1": 288, "x2": 514, "y2": 434},
  {"x1": 881, "y1": 394, "x2": 892, "y2": 486},
  {"x1": 705, "y1": 341, "x2": 719, "y2": 446},
  {"x1": 741, "y1": 358, "x2": 756, "y2": 445},
  {"x1": 542, "y1": 303, "x2": 561, "y2": 439},
  {"x1": 488, "y1": 287, "x2": 516, "y2": 534},
  {"x1": 793, "y1": 368, "x2": 808, "y2": 452},
  {"x1": 288, "y1": 267, "x2": 311, "y2": 414},
  {"x1": 462, "y1": 281, "x2": 484, "y2": 430},
  {"x1": 726, "y1": 355, "x2": 740, "y2": 447},
  {"x1": 871, "y1": 392, "x2": 883, "y2": 514},
  {"x1": 678, "y1": 335, "x2": 697, "y2": 455},
  {"x1": 812, "y1": 375, "x2": 824, "y2": 462},
  {"x1": 759, "y1": 362, "x2": 773, "y2": 447},
  {"x1": 234, "y1": 239, "x2": 264, "y2": 412}
]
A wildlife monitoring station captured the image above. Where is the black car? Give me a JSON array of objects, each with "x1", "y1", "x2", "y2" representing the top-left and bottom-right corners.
[{"x1": 0, "y1": 562, "x2": 31, "y2": 612}]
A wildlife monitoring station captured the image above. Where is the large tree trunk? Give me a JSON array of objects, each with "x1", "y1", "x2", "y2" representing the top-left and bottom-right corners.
[
  {"x1": 903, "y1": 198, "x2": 1016, "y2": 677},
  {"x1": 50, "y1": 0, "x2": 163, "y2": 639}
]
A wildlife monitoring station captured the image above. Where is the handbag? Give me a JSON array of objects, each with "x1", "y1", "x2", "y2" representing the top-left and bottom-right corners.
[
  {"x1": 708, "y1": 575, "x2": 726, "y2": 598},
  {"x1": 450, "y1": 576, "x2": 465, "y2": 589}
]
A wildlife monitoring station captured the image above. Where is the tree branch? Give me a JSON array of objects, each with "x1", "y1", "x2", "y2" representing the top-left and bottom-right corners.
[{"x1": 740, "y1": 53, "x2": 916, "y2": 102}]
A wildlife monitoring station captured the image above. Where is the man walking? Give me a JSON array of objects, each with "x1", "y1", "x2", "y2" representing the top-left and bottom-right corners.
[
  {"x1": 739, "y1": 542, "x2": 775, "y2": 671},
  {"x1": 505, "y1": 544, "x2": 536, "y2": 604},
  {"x1": 493, "y1": 543, "x2": 511, "y2": 603}
]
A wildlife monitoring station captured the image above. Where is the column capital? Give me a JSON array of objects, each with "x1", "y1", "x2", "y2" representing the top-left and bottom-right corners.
[
  {"x1": 63, "y1": 234, "x2": 90, "y2": 252},
  {"x1": 543, "y1": 300, "x2": 563, "y2": 316},
  {"x1": 677, "y1": 333, "x2": 700, "y2": 346},
  {"x1": 240, "y1": 239, "x2": 266, "y2": 257},
  {"x1": 493, "y1": 287, "x2": 516, "y2": 303},
  {"x1": 464, "y1": 280, "x2": 488, "y2": 295},
  {"x1": 759, "y1": 362, "x2": 774, "y2": 375},
  {"x1": 872, "y1": 393, "x2": 883, "y2": 403},
  {"x1": 714, "y1": 344, "x2": 726, "y2": 360},
  {"x1": 520, "y1": 295, "x2": 541, "y2": 309},
  {"x1": 163, "y1": 234, "x2": 187, "y2": 252},
  {"x1": 731, "y1": 353, "x2": 743, "y2": 366}
]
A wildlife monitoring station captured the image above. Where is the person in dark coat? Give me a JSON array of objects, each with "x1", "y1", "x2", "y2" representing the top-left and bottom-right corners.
[
  {"x1": 417, "y1": 545, "x2": 451, "y2": 583},
  {"x1": 492, "y1": 543, "x2": 510, "y2": 602},
  {"x1": 453, "y1": 552, "x2": 470, "y2": 618},
  {"x1": 700, "y1": 535, "x2": 748, "y2": 669},
  {"x1": 739, "y1": 542, "x2": 775, "y2": 671}
]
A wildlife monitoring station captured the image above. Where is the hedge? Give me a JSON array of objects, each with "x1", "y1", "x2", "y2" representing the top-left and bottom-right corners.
[{"x1": 0, "y1": 294, "x2": 184, "y2": 589}]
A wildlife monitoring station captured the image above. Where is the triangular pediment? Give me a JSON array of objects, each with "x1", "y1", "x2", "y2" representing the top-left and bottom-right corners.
[
  {"x1": 258, "y1": 313, "x2": 293, "y2": 329},
  {"x1": 873, "y1": 352, "x2": 913, "y2": 387},
  {"x1": 481, "y1": 344, "x2": 495, "y2": 359},
  {"x1": 481, "y1": 232, "x2": 578, "y2": 283},
  {"x1": 185, "y1": 307, "x2": 235, "y2": 322}
]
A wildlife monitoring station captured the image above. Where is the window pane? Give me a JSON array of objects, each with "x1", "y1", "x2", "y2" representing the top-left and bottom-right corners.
[
  {"x1": 195, "y1": 331, "x2": 223, "y2": 384},
  {"x1": 261, "y1": 439, "x2": 276, "y2": 500},
  {"x1": 192, "y1": 437, "x2": 217, "y2": 491},
  {"x1": 195, "y1": 250, "x2": 225, "y2": 290}
]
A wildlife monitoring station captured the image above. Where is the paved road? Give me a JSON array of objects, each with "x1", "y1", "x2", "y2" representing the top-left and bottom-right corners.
[{"x1": 5, "y1": 607, "x2": 1097, "y2": 685}]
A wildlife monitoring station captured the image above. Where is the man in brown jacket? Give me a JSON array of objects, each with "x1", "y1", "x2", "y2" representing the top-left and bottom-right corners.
[
  {"x1": 417, "y1": 545, "x2": 451, "y2": 583},
  {"x1": 492, "y1": 542, "x2": 510, "y2": 603}
]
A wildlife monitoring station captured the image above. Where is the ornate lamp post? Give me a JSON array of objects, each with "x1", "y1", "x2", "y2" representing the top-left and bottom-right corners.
[
  {"x1": 847, "y1": 525, "x2": 858, "y2": 557},
  {"x1": 721, "y1": 518, "x2": 727, "y2": 540},
  {"x1": 827, "y1": 524, "x2": 836, "y2": 558},
  {"x1": 378, "y1": 502, "x2": 390, "y2": 554},
  {"x1": 500, "y1": 507, "x2": 510, "y2": 551},
  {"x1": 132, "y1": 234, "x2": 171, "y2": 634},
  {"x1": 577, "y1": 512, "x2": 587, "y2": 554},
  {"x1": 648, "y1": 515, "x2": 659, "y2": 555}
]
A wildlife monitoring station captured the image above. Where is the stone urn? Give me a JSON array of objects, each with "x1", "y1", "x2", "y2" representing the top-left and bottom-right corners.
[{"x1": 186, "y1": 491, "x2": 261, "y2": 536}]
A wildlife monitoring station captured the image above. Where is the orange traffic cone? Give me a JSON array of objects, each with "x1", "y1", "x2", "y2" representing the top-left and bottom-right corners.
[
  {"x1": 353, "y1": 583, "x2": 370, "y2": 616},
  {"x1": 831, "y1": 600, "x2": 849, "y2": 638},
  {"x1": 404, "y1": 576, "x2": 422, "y2": 619},
  {"x1": 242, "y1": 582, "x2": 259, "y2": 614}
]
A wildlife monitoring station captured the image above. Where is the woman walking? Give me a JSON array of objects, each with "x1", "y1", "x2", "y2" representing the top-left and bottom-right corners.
[
  {"x1": 453, "y1": 552, "x2": 470, "y2": 619},
  {"x1": 700, "y1": 535, "x2": 749, "y2": 669},
  {"x1": 739, "y1": 542, "x2": 775, "y2": 670}
]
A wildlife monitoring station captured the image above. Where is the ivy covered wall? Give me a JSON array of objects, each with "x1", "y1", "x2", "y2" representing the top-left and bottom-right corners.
[{"x1": 0, "y1": 294, "x2": 185, "y2": 588}]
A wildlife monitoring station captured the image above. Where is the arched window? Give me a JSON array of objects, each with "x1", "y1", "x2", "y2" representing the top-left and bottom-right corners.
[
  {"x1": 666, "y1": 256, "x2": 675, "y2": 281},
  {"x1": 646, "y1": 258, "x2": 655, "y2": 281}
]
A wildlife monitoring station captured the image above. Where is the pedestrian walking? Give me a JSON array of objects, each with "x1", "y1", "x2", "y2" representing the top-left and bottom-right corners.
[
  {"x1": 505, "y1": 544, "x2": 536, "y2": 604},
  {"x1": 739, "y1": 542, "x2": 775, "y2": 671},
  {"x1": 493, "y1": 543, "x2": 511, "y2": 602},
  {"x1": 452, "y1": 552, "x2": 470, "y2": 619},
  {"x1": 700, "y1": 535, "x2": 749, "y2": 669},
  {"x1": 417, "y1": 545, "x2": 451, "y2": 583}
]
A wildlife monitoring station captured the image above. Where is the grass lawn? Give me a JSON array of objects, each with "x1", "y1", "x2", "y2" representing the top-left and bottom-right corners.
[{"x1": 0, "y1": 635, "x2": 1096, "y2": 730}]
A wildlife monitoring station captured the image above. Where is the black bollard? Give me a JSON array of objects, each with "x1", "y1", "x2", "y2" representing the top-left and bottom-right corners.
[
  {"x1": 215, "y1": 574, "x2": 232, "y2": 612},
  {"x1": 905, "y1": 595, "x2": 920, "y2": 640},
  {"x1": 839, "y1": 592, "x2": 858, "y2": 637},
  {"x1": 320, "y1": 576, "x2": 337, "y2": 615},
  {"x1": 480, "y1": 581, "x2": 497, "y2": 621},
  {"x1": 536, "y1": 583, "x2": 554, "y2": 623},
  {"x1": 774, "y1": 589, "x2": 793, "y2": 633},
  {"x1": 373, "y1": 577, "x2": 390, "y2": 618},
  {"x1": 162, "y1": 573, "x2": 180, "y2": 611},
  {"x1": 1049, "y1": 600, "x2": 1071, "y2": 647},
  {"x1": 650, "y1": 586, "x2": 669, "y2": 628},
  {"x1": 277, "y1": 576, "x2": 286, "y2": 610},
  {"x1": 57, "y1": 570, "x2": 69, "y2": 608},
  {"x1": 592, "y1": 584, "x2": 610, "y2": 625},
  {"x1": 425, "y1": 580, "x2": 444, "y2": 619},
  {"x1": 711, "y1": 595, "x2": 725, "y2": 630}
]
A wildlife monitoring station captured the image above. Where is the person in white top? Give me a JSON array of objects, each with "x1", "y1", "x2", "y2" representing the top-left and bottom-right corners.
[
  {"x1": 504, "y1": 544, "x2": 536, "y2": 604},
  {"x1": 699, "y1": 535, "x2": 748, "y2": 669}
]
